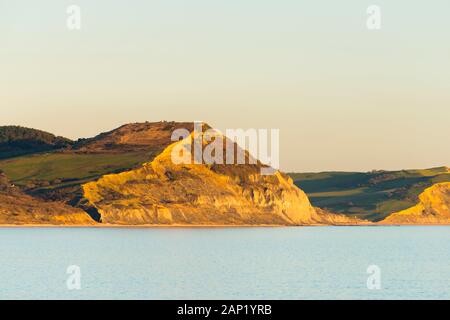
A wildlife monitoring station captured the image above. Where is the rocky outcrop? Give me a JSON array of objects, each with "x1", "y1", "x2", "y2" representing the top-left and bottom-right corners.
[
  {"x1": 380, "y1": 182, "x2": 450, "y2": 225},
  {"x1": 82, "y1": 132, "x2": 360, "y2": 226},
  {"x1": 0, "y1": 171, "x2": 95, "y2": 225}
]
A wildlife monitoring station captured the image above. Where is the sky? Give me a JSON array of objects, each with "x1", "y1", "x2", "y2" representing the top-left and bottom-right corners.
[{"x1": 1, "y1": 0, "x2": 449, "y2": 172}]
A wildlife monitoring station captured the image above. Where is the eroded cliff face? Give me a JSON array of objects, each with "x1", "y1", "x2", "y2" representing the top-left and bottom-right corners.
[
  {"x1": 380, "y1": 182, "x2": 450, "y2": 225},
  {"x1": 82, "y1": 132, "x2": 358, "y2": 226},
  {"x1": 0, "y1": 171, "x2": 95, "y2": 225}
]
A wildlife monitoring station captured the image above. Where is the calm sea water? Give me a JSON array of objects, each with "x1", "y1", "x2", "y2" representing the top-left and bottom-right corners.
[{"x1": 0, "y1": 226, "x2": 449, "y2": 300}]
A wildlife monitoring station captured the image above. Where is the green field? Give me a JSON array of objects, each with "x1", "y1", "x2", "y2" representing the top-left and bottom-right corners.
[
  {"x1": 0, "y1": 152, "x2": 152, "y2": 192},
  {"x1": 0, "y1": 125, "x2": 163, "y2": 196},
  {"x1": 289, "y1": 167, "x2": 450, "y2": 221}
]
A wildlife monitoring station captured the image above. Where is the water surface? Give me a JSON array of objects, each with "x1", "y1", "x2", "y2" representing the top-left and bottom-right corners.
[{"x1": 0, "y1": 226, "x2": 449, "y2": 299}]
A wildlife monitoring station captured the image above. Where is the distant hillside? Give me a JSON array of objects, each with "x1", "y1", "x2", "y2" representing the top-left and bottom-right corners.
[
  {"x1": 0, "y1": 126, "x2": 72, "y2": 159},
  {"x1": 289, "y1": 167, "x2": 450, "y2": 221}
]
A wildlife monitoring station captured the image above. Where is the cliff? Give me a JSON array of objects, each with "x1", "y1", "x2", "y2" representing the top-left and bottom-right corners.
[
  {"x1": 82, "y1": 131, "x2": 359, "y2": 226},
  {"x1": 380, "y1": 182, "x2": 450, "y2": 224},
  {"x1": 0, "y1": 171, "x2": 95, "y2": 225}
]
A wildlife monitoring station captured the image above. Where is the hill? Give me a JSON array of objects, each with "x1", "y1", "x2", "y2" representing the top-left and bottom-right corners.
[
  {"x1": 0, "y1": 126, "x2": 72, "y2": 159},
  {"x1": 82, "y1": 130, "x2": 359, "y2": 225},
  {"x1": 289, "y1": 167, "x2": 450, "y2": 221}
]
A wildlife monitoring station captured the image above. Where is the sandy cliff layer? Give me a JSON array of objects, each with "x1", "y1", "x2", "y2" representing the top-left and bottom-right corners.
[
  {"x1": 82, "y1": 133, "x2": 358, "y2": 226},
  {"x1": 0, "y1": 172, "x2": 95, "y2": 225},
  {"x1": 380, "y1": 182, "x2": 450, "y2": 224}
]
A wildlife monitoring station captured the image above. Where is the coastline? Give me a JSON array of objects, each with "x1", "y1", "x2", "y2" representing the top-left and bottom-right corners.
[
  {"x1": 0, "y1": 223, "x2": 313, "y2": 228},
  {"x1": 1, "y1": 222, "x2": 448, "y2": 228}
]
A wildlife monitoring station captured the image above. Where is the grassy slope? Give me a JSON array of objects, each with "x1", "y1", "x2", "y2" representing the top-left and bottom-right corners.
[
  {"x1": 289, "y1": 167, "x2": 450, "y2": 221},
  {"x1": 0, "y1": 152, "x2": 152, "y2": 193},
  {"x1": 0, "y1": 122, "x2": 179, "y2": 205}
]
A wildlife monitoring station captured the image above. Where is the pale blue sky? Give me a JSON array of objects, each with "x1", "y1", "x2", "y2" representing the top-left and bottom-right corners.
[{"x1": 1, "y1": 0, "x2": 449, "y2": 171}]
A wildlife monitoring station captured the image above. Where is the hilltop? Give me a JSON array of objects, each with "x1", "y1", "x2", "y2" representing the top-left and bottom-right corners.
[
  {"x1": 73, "y1": 121, "x2": 194, "y2": 153},
  {"x1": 0, "y1": 126, "x2": 72, "y2": 159}
]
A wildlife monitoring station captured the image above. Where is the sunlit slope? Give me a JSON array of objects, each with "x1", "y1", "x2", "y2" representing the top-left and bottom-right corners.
[{"x1": 289, "y1": 167, "x2": 450, "y2": 221}]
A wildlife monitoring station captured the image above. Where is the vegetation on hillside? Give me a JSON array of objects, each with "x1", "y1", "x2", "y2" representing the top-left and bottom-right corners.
[
  {"x1": 0, "y1": 126, "x2": 72, "y2": 159},
  {"x1": 289, "y1": 167, "x2": 450, "y2": 221},
  {"x1": 0, "y1": 151, "x2": 155, "y2": 204},
  {"x1": 0, "y1": 123, "x2": 175, "y2": 199}
]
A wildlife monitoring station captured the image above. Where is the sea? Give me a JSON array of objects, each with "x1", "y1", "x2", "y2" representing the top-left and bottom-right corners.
[{"x1": 0, "y1": 226, "x2": 449, "y2": 299}]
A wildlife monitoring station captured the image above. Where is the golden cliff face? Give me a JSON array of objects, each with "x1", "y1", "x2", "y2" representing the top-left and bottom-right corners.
[
  {"x1": 380, "y1": 182, "x2": 450, "y2": 225},
  {"x1": 82, "y1": 133, "x2": 357, "y2": 226},
  {"x1": 0, "y1": 172, "x2": 95, "y2": 225}
]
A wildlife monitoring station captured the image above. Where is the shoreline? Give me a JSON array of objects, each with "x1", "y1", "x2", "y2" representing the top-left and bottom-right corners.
[{"x1": 0, "y1": 223, "x2": 449, "y2": 228}]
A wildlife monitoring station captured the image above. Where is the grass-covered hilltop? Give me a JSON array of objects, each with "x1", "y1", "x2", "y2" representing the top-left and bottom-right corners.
[
  {"x1": 0, "y1": 125, "x2": 72, "y2": 159},
  {"x1": 0, "y1": 123, "x2": 448, "y2": 225}
]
